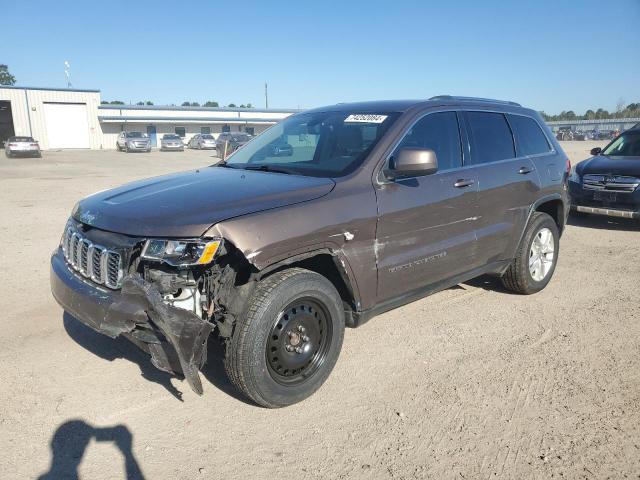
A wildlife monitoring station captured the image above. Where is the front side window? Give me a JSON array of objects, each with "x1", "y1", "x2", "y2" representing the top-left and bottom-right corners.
[
  {"x1": 223, "y1": 111, "x2": 399, "y2": 177},
  {"x1": 508, "y1": 114, "x2": 551, "y2": 156},
  {"x1": 602, "y1": 131, "x2": 640, "y2": 157},
  {"x1": 466, "y1": 112, "x2": 515, "y2": 164},
  {"x1": 392, "y1": 112, "x2": 462, "y2": 171},
  {"x1": 175, "y1": 127, "x2": 186, "y2": 137}
]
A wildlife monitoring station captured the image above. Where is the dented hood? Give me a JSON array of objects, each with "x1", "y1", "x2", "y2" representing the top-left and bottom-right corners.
[{"x1": 74, "y1": 167, "x2": 335, "y2": 237}]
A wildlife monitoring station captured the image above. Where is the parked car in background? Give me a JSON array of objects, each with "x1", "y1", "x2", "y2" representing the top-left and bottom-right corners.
[
  {"x1": 569, "y1": 125, "x2": 640, "y2": 221},
  {"x1": 556, "y1": 127, "x2": 586, "y2": 141},
  {"x1": 51, "y1": 97, "x2": 569, "y2": 407},
  {"x1": 116, "y1": 132, "x2": 151, "y2": 152},
  {"x1": 215, "y1": 132, "x2": 252, "y2": 157},
  {"x1": 4, "y1": 136, "x2": 41, "y2": 157},
  {"x1": 188, "y1": 134, "x2": 217, "y2": 150},
  {"x1": 160, "y1": 134, "x2": 184, "y2": 151}
]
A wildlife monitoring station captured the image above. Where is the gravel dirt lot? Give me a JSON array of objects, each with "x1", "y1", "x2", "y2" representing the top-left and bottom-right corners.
[{"x1": 1, "y1": 142, "x2": 638, "y2": 479}]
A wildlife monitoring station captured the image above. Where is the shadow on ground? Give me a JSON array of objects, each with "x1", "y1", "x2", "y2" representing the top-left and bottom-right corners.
[
  {"x1": 38, "y1": 420, "x2": 145, "y2": 480},
  {"x1": 63, "y1": 313, "x2": 184, "y2": 401},
  {"x1": 63, "y1": 312, "x2": 252, "y2": 405},
  {"x1": 568, "y1": 212, "x2": 640, "y2": 231}
]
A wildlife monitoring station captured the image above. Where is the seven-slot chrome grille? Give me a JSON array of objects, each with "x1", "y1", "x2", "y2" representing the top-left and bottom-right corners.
[
  {"x1": 61, "y1": 226, "x2": 124, "y2": 289},
  {"x1": 583, "y1": 174, "x2": 640, "y2": 193}
]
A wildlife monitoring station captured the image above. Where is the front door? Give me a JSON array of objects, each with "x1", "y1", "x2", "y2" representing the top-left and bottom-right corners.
[
  {"x1": 375, "y1": 111, "x2": 479, "y2": 303},
  {"x1": 146, "y1": 125, "x2": 157, "y2": 147}
]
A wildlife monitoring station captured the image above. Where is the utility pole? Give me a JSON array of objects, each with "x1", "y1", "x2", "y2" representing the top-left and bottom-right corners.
[
  {"x1": 64, "y1": 61, "x2": 72, "y2": 88},
  {"x1": 264, "y1": 82, "x2": 269, "y2": 109}
]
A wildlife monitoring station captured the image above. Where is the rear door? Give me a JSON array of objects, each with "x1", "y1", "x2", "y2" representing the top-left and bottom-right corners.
[
  {"x1": 375, "y1": 111, "x2": 479, "y2": 303},
  {"x1": 463, "y1": 111, "x2": 541, "y2": 265}
]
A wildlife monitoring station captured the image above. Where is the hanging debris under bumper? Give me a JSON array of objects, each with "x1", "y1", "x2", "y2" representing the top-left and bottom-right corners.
[{"x1": 50, "y1": 249, "x2": 213, "y2": 394}]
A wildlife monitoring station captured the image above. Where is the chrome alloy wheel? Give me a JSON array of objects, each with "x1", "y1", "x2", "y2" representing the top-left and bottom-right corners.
[{"x1": 529, "y1": 227, "x2": 555, "y2": 282}]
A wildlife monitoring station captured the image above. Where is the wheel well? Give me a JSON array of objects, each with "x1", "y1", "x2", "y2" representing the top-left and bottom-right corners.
[
  {"x1": 535, "y1": 199, "x2": 565, "y2": 231},
  {"x1": 260, "y1": 254, "x2": 356, "y2": 312}
]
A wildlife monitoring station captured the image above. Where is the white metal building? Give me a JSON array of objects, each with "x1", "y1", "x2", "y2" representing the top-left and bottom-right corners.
[{"x1": 0, "y1": 85, "x2": 297, "y2": 150}]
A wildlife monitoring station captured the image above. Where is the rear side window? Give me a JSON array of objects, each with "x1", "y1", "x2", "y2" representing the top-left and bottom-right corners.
[
  {"x1": 466, "y1": 112, "x2": 515, "y2": 164},
  {"x1": 393, "y1": 111, "x2": 462, "y2": 171},
  {"x1": 508, "y1": 114, "x2": 551, "y2": 156}
]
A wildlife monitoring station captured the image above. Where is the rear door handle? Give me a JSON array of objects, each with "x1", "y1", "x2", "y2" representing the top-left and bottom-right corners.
[
  {"x1": 518, "y1": 166, "x2": 534, "y2": 174},
  {"x1": 454, "y1": 179, "x2": 474, "y2": 188}
]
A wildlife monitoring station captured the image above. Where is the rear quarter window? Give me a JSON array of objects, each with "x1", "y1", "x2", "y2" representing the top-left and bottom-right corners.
[
  {"x1": 466, "y1": 112, "x2": 515, "y2": 164},
  {"x1": 508, "y1": 114, "x2": 551, "y2": 156}
]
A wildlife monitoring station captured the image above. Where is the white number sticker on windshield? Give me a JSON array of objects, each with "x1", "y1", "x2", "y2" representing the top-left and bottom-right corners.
[{"x1": 344, "y1": 114, "x2": 388, "y2": 124}]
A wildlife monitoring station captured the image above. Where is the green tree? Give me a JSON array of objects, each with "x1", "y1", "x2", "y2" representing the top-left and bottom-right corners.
[
  {"x1": 181, "y1": 101, "x2": 200, "y2": 107},
  {"x1": 0, "y1": 64, "x2": 16, "y2": 85},
  {"x1": 228, "y1": 103, "x2": 236, "y2": 107},
  {"x1": 203, "y1": 101, "x2": 219, "y2": 107}
]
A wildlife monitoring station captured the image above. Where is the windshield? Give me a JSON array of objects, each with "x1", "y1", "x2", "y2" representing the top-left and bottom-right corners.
[
  {"x1": 222, "y1": 111, "x2": 399, "y2": 177},
  {"x1": 126, "y1": 132, "x2": 144, "y2": 138},
  {"x1": 9, "y1": 137, "x2": 35, "y2": 142},
  {"x1": 201, "y1": 135, "x2": 214, "y2": 139},
  {"x1": 163, "y1": 134, "x2": 180, "y2": 140},
  {"x1": 602, "y1": 131, "x2": 640, "y2": 157}
]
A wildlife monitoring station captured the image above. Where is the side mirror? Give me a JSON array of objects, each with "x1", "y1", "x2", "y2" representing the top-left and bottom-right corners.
[
  {"x1": 387, "y1": 148, "x2": 438, "y2": 179},
  {"x1": 591, "y1": 147, "x2": 602, "y2": 156}
]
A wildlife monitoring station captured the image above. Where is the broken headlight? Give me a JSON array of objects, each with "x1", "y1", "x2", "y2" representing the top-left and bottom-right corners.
[{"x1": 141, "y1": 239, "x2": 221, "y2": 266}]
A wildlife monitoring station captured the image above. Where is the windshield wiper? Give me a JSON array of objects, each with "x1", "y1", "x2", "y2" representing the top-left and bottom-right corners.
[{"x1": 241, "y1": 165, "x2": 292, "y2": 175}]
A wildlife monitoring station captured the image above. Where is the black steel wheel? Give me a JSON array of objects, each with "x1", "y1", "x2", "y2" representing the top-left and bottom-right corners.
[
  {"x1": 224, "y1": 268, "x2": 345, "y2": 408},
  {"x1": 266, "y1": 298, "x2": 332, "y2": 386}
]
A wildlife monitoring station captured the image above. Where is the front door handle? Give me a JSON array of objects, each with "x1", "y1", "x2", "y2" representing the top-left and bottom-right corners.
[
  {"x1": 454, "y1": 179, "x2": 474, "y2": 188},
  {"x1": 518, "y1": 166, "x2": 534, "y2": 174}
]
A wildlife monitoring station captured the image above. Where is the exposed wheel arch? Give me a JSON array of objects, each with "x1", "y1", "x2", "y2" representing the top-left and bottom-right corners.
[{"x1": 256, "y1": 250, "x2": 360, "y2": 325}]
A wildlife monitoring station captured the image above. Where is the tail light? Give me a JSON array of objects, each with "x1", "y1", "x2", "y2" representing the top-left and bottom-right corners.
[
  {"x1": 8, "y1": 143, "x2": 17, "y2": 147},
  {"x1": 565, "y1": 159, "x2": 571, "y2": 174},
  {"x1": 30, "y1": 143, "x2": 38, "y2": 147}
]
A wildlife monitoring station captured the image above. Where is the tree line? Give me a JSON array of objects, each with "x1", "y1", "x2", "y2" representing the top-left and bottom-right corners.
[
  {"x1": 540, "y1": 101, "x2": 640, "y2": 122},
  {"x1": 99, "y1": 99, "x2": 254, "y2": 108}
]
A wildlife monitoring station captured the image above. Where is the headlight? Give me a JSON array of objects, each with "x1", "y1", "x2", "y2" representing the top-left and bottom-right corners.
[
  {"x1": 141, "y1": 239, "x2": 221, "y2": 266},
  {"x1": 569, "y1": 165, "x2": 580, "y2": 183}
]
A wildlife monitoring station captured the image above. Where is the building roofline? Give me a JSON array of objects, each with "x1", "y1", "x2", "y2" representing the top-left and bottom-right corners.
[
  {"x1": 98, "y1": 104, "x2": 300, "y2": 114},
  {"x1": 98, "y1": 115, "x2": 282, "y2": 123},
  {"x1": 0, "y1": 85, "x2": 101, "y2": 93}
]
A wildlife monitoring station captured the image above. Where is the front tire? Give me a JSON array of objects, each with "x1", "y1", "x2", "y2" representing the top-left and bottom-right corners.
[
  {"x1": 224, "y1": 268, "x2": 345, "y2": 408},
  {"x1": 501, "y1": 212, "x2": 559, "y2": 294}
]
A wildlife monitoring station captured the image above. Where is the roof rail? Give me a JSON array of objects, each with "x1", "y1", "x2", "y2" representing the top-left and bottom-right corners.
[{"x1": 429, "y1": 95, "x2": 521, "y2": 107}]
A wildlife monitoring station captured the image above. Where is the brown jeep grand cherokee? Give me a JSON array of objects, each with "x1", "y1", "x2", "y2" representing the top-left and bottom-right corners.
[{"x1": 50, "y1": 96, "x2": 569, "y2": 407}]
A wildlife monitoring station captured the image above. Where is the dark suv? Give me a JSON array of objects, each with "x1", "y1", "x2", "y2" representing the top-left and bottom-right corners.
[
  {"x1": 569, "y1": 126, "x2": 640, "y2": 220},
  {"x1": 50, "y1": 97, "x2": 569, "y2": 407}
]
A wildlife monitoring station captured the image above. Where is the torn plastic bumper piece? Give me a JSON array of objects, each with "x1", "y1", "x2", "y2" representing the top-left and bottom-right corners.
[{"x1": 50, "y1": 248, "x2": 213, "y2": 394}]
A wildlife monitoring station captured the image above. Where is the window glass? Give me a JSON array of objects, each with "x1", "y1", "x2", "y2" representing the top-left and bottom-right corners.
[
  {"x1": 222, "y1": 124, "x2": 231, "y2": 133},
  {"x1": 392, "y1": 112, "x2": 462, "y2": 171},
  {"x1": 224, "y1": 111, "x2": 399, "y2": 177},
  {"x1": 175, "y1": 127, "x2": 186, "y2": 137},
  {"x1": 466, "y1": 112, "x2": 515, "y2": 163},
  {"x1": 244, "y1": 127, "x2": 255, "y2": 135},
  {"x1": 508, "y1": 114, "x2": 551, "y2": 156},
  {"x1": 201, "y1": 127, "x2": 211, "y2": 134},
  {"x1": 602, "y1": 131, "x2": 640, "y2": 156}
]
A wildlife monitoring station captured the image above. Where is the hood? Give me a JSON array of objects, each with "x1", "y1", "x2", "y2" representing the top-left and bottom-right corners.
[
  {"x1": 73, "y1": 167, "x2": 335, "y2": 237},
  {"x1": 577, "y1": 155, "x2": 640, "y2": 177}
]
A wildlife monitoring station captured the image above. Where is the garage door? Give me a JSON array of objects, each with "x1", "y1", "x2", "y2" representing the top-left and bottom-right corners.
[{"x1": 43, "y1": 103, "x2": 90, "y2": 149}]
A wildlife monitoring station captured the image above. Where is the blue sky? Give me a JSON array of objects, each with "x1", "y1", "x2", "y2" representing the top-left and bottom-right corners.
[{"x1": 3, "y1": 0, "x2": 639, "y2": 114}]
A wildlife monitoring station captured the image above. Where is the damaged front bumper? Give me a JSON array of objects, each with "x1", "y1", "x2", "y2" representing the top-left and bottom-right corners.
[{"x1": 50, "y1": 248, "x2": 213, "y2": 394}]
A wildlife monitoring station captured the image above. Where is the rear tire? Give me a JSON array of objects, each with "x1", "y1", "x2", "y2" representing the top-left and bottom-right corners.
[
  {"x1": 501, "y1": 212, "x2": 559, "y2": 294},
  {"x1": 224, "y1": 268, "x2": 345, "y2": 408}
]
